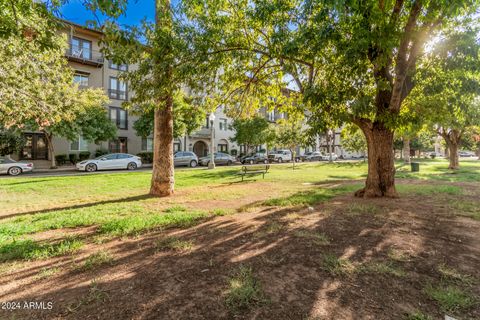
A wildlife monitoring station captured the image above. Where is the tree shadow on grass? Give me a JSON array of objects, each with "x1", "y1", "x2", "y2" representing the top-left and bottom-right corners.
[
  {"x1": 0, "y1": 194, "x2": 153, "y2": 221},
  {"x1": 2, "y1": 189, "x2": 480, "y2": 319}
]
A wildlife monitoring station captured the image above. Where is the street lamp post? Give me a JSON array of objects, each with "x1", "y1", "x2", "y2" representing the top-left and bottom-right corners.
[
  {"x1": 208, "y1": 112, "x2": 216, "y2": 169},
  {"x1": 328, "y1": 129, "x2": 334, "y2": 163}
]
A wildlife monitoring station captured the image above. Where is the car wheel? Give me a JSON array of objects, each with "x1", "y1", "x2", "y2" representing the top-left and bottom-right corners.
[
  {"x1": 190, "y1": 160, "x2": 198, "y2": 168},
  {"x1": 127, "y1": 162, "x2": 137, "y2": 170},
  {"x1": 263, "y1": 159, "x2": 268, "y2": 164},
  {"x1": 7, "y1": 166, "x2": 22, "y2": 176},
  {"x1": 278, "y1": 158, "x2": 283, "y2": 163},
  {"x1": 249, "y1": 160, "x2": 254, "y2": 165},
  {"x1": 85, "y1": 163, "x2": 97, "y2": 172},
  {"x1": 227, "y1": 160, "x2": 232, "y2": 166}
]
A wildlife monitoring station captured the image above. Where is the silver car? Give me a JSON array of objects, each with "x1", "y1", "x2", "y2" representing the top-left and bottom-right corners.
[
  {"x1": 174, "y1": 151, "x2": 198, "y2": 167},
  {"x1": 76, "y1": 153, "x2": 142, "y2": 172},
  {"x1": 0, "y1": 158, "x2": 34, "y2": 176}
]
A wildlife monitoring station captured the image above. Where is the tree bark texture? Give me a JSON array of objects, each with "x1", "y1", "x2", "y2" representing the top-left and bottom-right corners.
[
  {"x1": 356, "y1": 121, "x2": 397, "y2": 198},
  {"x1": 150, "y1": 0, "x2": 174, "y2": 197},
  {"x1": 150, "y1": 95, "x2": 175, "y2": 196},
  {"x1": 440, "y1": 129, "x2": 461, "y2": 170},
  {"x1": 43, "y1": 131, "x2": 56, "y2": 169}
]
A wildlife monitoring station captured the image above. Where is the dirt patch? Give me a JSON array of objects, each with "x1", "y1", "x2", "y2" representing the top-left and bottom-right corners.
[{"x1": 0, "y1": 180, "x2": 479, "y2": 320}]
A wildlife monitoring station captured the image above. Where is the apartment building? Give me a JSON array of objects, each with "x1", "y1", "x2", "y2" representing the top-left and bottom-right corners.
[{"x1": 16, "y1": 20, "x2": 353, "y2": 165}]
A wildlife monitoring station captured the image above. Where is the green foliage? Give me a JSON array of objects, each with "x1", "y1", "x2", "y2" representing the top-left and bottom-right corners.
[
  {"x1": 230, "y1": 116, "x2": 274, "y2": 153},
  {"x1": 133, "y1": 91, "x2": 205, "y2": 138},
  {"x1": 408, "y1": 28, "x2": 480, "y2": 149},
  {"x1": 55, "y1": 154, "x2": 68, "y2": 166},
  {"x1": 0, "y1": 129, "x2": 25, "y2": 156},
  {"x1": 340, "y1": 124, "x2": 367, "y2": 155},
  {"x1": 95, "y1": 149, "x2": 109, "y2": 157},
  {"x1": 81, "y1": 250, "x2": 114, "y2": 270},
  {"x1": 137, "y1": 152, "x2": 154, "y2": 164},
  {"x1": 68, "y1": 153, "x2": 78, "y2": 165},
  {"x1": 78, "y1": 152, "x2": 91, "y2": 161}
]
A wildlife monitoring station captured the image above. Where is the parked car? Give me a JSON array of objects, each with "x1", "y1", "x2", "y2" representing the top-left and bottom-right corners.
[
  {"x1": 305, "y1": 151, "x2": 324, "y2": 161},
  {"x1": 428, "y1": 151, "x2": 443, "y2": 159},
  {"x1": 268, "y1": 150, "x2": 292, "y2": 163},
  {"x1": 321, "y1": 153, "x2": 338, "y2": 161},
  {"x1": 243, "y1": 153, "x2": 268, "y2": 164},
  {"x1": 199, "y1": 152, "x2": 236, "y2": 166},
  {"x1": 76, "y1": 153, "x2": 142, "y2": 172},
  {"x1": 295, "y1": 152, "x2": 313, "y2": 162},
  {"x1": 0, "y1": 158, "x2": 34, "y2": 176},
  {"x1": 174, "y1": 151, "x2": 198, "y2": 167},
  {"x1": 458, "y1": 151, "x2": 476, "y2": 157}
]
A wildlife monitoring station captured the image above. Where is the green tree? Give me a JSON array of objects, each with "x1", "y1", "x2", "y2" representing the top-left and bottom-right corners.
[
  {"x1": 183, "y1": 0, "x2": 477, "y2": 197},
  {"x1": 0, "y1": 129, "x2": 25, "y2": 157},
  {"x1": 133, "y1": 91, "x2": 206, "y2": 139},
  {"x1": 408, "y1": 28, "x2": 480, "y2": 169},
  {"x1": 230, "y1": 116, "x2": 274, "y2": 155},
  {"x1": 341, "y1": 125, "x2": 367, "y2": 160},
  {"x1": 275, "y1": 116, "x2": 309, "y2": 170},
  {"x1": 1, "y1": 20, "x2": 112, "y2": 168}
]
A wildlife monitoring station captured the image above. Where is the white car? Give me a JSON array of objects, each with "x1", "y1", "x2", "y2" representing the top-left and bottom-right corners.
[
  {"x1": 321, "y1": 153, "x2": 338, "y2": 161},
  {"x1": 76, "y1": 153, "x2": 142, "y2": 172},
  {"x1": 268, "y1": 150, "x2": 292, "y2": 163},
  {"x1": 0, "y1": 158, "x2": 34, "y2": 176}
]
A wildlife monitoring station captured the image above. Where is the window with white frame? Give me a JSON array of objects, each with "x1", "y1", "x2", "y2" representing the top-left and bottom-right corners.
[
  {"x1": 219, "y1": 118, "x2": 228, "y2": 131},
  {"x1": 70, "y1": 136, "x2": 89, "y2": 151},
  {"x1": 73, "y1": 74, "x2": 89, "y2": 86}
]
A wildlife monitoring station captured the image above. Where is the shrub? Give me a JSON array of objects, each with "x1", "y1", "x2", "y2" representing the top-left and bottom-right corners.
[
  {"x1": 55, "y1": 154, "x2": 68, "y2": 166},
  {"x1": 137, "y1": 152, "x2": 153, "y2": 163},
  {"x1": 78, "y1": 151, "x2": 91, "y2": 161},
  {"x1": 68, "y1": 153, "x2": 78, "y2": 164},
  {"x1": 95, "y1": 149, "x2": 109, "y2": 157}
]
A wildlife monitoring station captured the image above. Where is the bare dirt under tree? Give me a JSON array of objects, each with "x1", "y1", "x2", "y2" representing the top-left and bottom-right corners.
[{"x1": 1, "y1": 180, "x2": 479, "y2": 320}]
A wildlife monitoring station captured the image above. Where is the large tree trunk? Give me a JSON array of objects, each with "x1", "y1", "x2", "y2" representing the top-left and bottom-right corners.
[
  {"x1": 43, "y1": 131, "x2": 56, "y2": 169},
  {"x1": 440, "y1": 129, "x2": 461, "y2": 170},
  {"x1": 150, "y1": 0, "x2": 174, "y2": 197},
  {"x1": 150, "y1": 96, "x2": 174, "y2": 196},
  {"x1": 403, "y1": 137, "x2": 410, "y2": 164},
  {"x1": 447, "y1": 141, "x2": 459, "y2": 170},
  {"x1": 356, "y1": 122, "x2": 397, "y2": 198}
]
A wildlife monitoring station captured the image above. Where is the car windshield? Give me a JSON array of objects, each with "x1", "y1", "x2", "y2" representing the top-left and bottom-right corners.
[{"x1": 0, "y1": 158, "x2": 16, "y2": 164}]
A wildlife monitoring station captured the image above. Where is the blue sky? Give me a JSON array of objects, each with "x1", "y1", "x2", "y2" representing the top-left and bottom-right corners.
[{"x1": 59, "y1": 0, "x2": 157, "y2": 26}]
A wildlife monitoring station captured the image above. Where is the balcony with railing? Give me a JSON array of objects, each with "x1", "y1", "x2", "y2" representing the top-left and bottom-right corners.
[{"x1": 65, "y1": 47, "x2": 104, "y2": 67}]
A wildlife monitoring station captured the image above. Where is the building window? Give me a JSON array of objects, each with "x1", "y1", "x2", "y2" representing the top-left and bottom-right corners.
[
  {"x1": 268, "y1": 110, "x2": 275, "y2": 122},
  {"x1": 219, "y1": 118, "x2": 228, "y2": 131},
  {"x1": 142, "y1": 137, "x2": 153, "y2": 152},
  {"x1": 70, "y1": 136, "x2": 89, "y2": 151},
  {"x1": 218, "y1": 143, "x2": 228, "y2": 153},
  {"x1": 70, "y1": 37, "x2": 92, "y2": 60},
  {"x1": 204, "y1": 116, "x2": 210, "y2": 128},
  {"x1": 173, "y1": 142, "x2": 181, "y2": 152},
  {"x1": 109, "y1": 137, "x2": 128, "y2": 153},
  {"x1": 109, "y1": 107, "x2": 128, "y2": 130},
  {"x1": 73, "y1": 74, "x2": 89, "y2": 87},
  {"x1": 109, "y1": 77, "x2": 127, "y2": 100},
  {"x1": 109, "y1": 61, "x2": 128, "y2": 71}
]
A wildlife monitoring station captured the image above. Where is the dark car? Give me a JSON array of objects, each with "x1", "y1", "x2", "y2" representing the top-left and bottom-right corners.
[
  {"x1": 199, "y1": 152, "x2": 236, "y2": 166},
  {"x1": 243, "y1": 153, "x2": 268, "y2": 165}
]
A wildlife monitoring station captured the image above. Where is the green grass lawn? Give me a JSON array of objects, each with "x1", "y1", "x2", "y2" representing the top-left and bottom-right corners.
[{"x1": 0, "y1": 159, "x2": 479, "y2": 262}]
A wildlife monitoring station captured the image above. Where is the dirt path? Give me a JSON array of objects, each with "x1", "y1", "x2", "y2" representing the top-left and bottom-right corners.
[{"x1": 1, "y1": 181, "x2": 479, "y2": 320}]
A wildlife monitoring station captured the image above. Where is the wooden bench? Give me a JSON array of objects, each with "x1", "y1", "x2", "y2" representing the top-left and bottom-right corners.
[{"x1": 238, "y1": 165, "x2": 270, "y2": 181}]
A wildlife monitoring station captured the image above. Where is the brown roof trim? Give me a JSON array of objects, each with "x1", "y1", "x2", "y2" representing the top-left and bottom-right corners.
[{"x1": 58, "y1": 18, "x2": 104, "y2": 36}]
